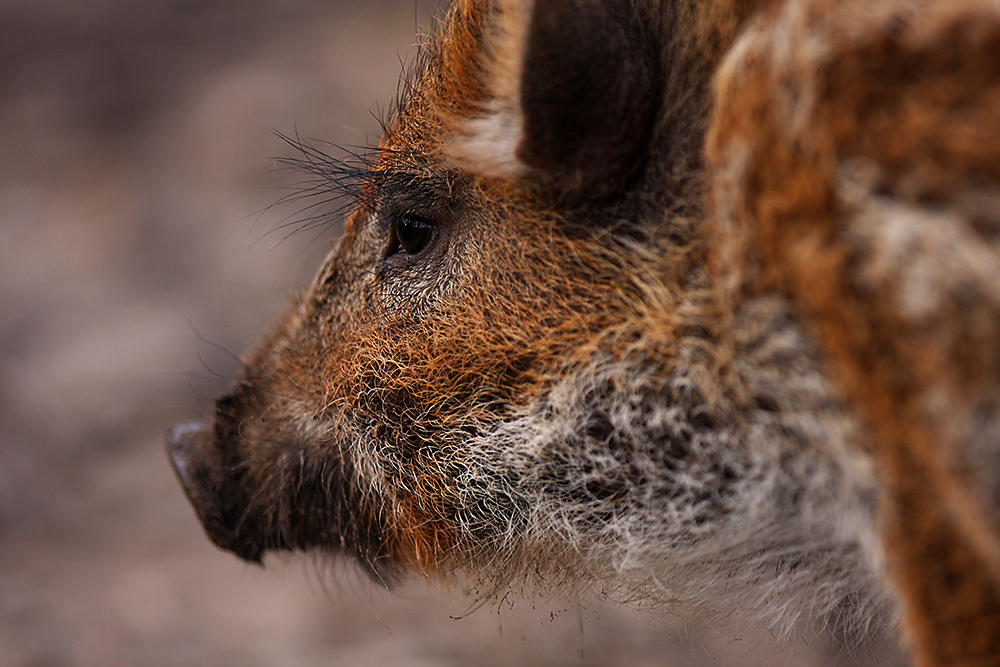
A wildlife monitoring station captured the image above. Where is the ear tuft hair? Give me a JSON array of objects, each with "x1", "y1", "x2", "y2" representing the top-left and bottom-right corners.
[
  {"x1": 443, "y1": 0, "x2": 662, "y2": 198},
  {"x1": 443, "y1": 0, "x2": 533, "y2": 180}
]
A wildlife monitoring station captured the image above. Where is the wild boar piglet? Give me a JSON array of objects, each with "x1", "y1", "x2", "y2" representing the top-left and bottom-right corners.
[{"x1": 169, "y1": 0, "x2": 1000, "y2": 664}]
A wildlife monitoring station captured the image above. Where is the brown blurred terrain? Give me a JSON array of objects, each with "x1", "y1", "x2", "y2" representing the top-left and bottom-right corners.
[{"x1": 0, "y1": 2, "x2": 899, "y2": 665}]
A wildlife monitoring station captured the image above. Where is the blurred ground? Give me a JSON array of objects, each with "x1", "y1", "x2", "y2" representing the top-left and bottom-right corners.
[{"x1": 0, "y1": 2, "x2": 901, "y2": 665}]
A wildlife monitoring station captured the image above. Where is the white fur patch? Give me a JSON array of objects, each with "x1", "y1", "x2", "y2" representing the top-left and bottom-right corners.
[{"x1": 445, "y1": 103, "x2": 527, "y2": 178}]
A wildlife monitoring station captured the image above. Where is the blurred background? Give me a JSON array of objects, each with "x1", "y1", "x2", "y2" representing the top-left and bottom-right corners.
[{"x1": 0, "y1": 1, "x2": 897, "y2": 665}]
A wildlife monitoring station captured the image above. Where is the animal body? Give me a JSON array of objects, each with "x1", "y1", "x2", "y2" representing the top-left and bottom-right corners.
[{"x1": 168, "y1": 0, "x2": 1000, "y2": 664}]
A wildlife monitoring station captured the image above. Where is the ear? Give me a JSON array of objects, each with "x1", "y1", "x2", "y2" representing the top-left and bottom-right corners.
[{"x1": 443, "y1": 0, "x2": 662, "y2": 198}]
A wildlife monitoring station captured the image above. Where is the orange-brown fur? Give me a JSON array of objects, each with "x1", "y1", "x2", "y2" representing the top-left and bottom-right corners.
[{"x1": 169, "y1": 0, "x2": 1000, "y2": 664}]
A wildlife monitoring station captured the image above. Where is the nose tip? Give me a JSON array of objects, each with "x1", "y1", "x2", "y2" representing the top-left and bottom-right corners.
[
  {"x1": 166, "y1": 420, "x2": 207, "y2": 481},
  {"x1": 164, "y1": 418, "x2": 265, "y2": 564}
]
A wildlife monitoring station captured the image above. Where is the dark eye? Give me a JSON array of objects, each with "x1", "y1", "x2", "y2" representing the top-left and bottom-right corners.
[{"x1": 390, "y1": 213, "x2": 433, "y2": 256}]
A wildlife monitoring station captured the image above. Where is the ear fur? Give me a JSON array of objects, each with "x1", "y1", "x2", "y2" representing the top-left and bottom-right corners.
[{"x1": 443, "y1": 0, "x2": 662, "y2": 197}]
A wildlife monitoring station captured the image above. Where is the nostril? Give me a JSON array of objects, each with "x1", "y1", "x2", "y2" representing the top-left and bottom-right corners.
[{"x1": 166, "y1": 420, "x2": 207, "y2": 481}]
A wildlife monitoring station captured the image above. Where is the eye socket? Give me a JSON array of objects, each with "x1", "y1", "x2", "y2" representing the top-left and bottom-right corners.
[{"x1": 389, "y1": 213, "x2": 434, "y2": 256}]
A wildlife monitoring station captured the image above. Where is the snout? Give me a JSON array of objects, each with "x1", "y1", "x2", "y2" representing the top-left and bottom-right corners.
[
  {"x1": 166, "y1": 420, "x2": 264, "y2": 563},
  {"x1": 167, "y1": 421, "x2": 207, "y2": 489}
]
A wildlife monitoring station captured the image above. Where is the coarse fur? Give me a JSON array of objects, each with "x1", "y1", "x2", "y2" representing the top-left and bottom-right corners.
[{"x1": 168, "y1": 0, "x2": 1000, "y2": 664}]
